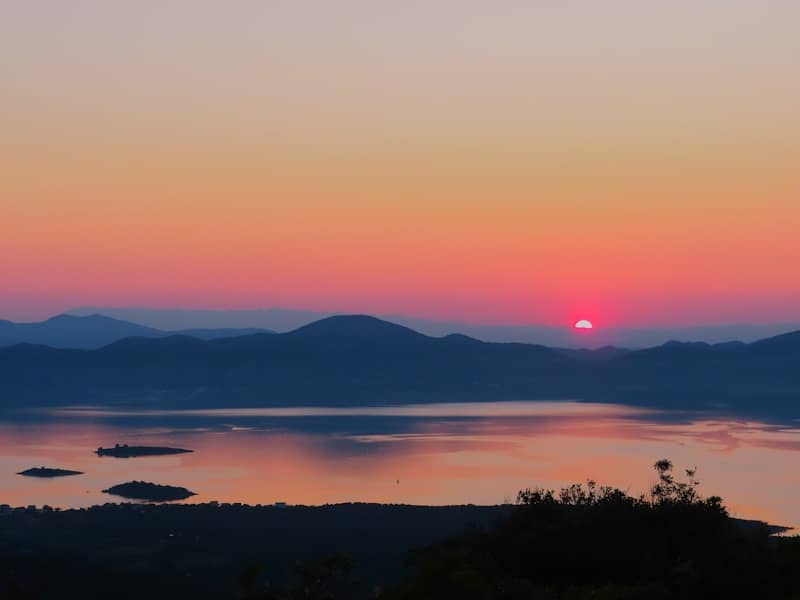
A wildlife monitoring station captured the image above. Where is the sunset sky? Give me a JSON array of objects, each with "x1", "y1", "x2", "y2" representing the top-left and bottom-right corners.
[{"x1": 2, "y1": 1, "x2": 798, "y2": 326}]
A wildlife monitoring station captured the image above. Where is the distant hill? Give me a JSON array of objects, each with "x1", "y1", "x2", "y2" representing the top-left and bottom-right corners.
[
  {"x1": 173, "y1": 327, "x2": 268, "y2": 340},
  {"x1": 0, "y1": 314, "x2": 163, "y2": 349},
  {"x1": 1, "y1": 315, "x2": 798, "y2": 419},
  {"x1": 68, "y1": 306, "x2": 334, "y2": 332},
  {"x1": 0, "y1": 314, "x2": 272, "y2": 349}
]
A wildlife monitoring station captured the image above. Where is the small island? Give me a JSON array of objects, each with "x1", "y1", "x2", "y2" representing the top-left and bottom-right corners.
[
  {"x1": 95, "y1": 444, "x2": 193, "y2": 458},
  {"x1": 17, "y1": 467, "x2": 84, "y2": 478},
  {"x1": 103, "y1": 481, "x2": 196, "y2": 502}
]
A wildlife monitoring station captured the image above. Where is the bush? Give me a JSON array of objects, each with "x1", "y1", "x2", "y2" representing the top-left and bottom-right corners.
[{"x1": 387, "y1": 460, "x2": 800, "y2": 600}]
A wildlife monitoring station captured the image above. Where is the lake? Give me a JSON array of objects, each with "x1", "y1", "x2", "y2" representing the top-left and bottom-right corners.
[{"x1": 1, "y1": 402, "x2": 798, "y2": 530}]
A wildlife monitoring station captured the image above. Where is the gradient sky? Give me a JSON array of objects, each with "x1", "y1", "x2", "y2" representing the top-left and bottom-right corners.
[{"x1": 2, "y1": 1, "x2": 798, "y2": 326}]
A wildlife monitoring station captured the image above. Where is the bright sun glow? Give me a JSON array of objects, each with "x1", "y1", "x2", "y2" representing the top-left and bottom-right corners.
[{"x1": 574, "y1": 319, "x2": 593, "y2": 329}]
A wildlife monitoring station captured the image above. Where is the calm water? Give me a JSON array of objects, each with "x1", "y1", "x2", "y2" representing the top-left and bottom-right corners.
[{"x1": 1, "y1": 402, "x2": 798, "y2": 529}]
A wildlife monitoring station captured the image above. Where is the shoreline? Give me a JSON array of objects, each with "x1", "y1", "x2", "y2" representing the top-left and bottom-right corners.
[{"x1": 0, "y1": 500, "x2": 792, "y2": 536}]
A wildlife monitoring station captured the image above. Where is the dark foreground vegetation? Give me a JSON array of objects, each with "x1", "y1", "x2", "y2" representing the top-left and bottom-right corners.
[
  {"x1": 1, "y1": 461, "x2": 798, "y2": 600},
  {"x1": 0, "y1": 503, "x2": 507, "y2": 599},
  {"x1": 387, "y1": 460, "x2": 800, "y2": 600}
]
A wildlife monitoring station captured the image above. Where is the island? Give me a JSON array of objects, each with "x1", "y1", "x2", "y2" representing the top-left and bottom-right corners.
[
  {"x1": 17, "y1": 467, "x2": 84, "y2": 478},
  {"x1": 103, "y1": 481, "x2": 196, "y2": 502},
  {"x1": 95, "y1": 444, "x2": 193, "y2": 458}
]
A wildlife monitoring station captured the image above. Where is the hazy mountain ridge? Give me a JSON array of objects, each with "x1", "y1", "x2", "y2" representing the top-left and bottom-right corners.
[
  {"x1": 1, "y1": 315, "x2": 798, "y2": 419},
  {"x1": 0, "y1": 314, "x2": 273, "y2": 349},
  {"x1": 67, "y1": 306, "x2": 800, "y2": 348},
  {"x1": 0, "y1": 314, "x2": 163, "y2": 349}
]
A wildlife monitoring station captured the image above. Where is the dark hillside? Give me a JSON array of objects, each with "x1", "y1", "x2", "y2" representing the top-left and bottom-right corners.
[{"x1": 0, "y1": 316, "x2": 797, "y2": 418}]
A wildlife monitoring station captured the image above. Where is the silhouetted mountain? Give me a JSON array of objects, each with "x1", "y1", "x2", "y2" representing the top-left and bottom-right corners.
[
  {"x1": 69, "y1": 306, "x2": 334, "y2": 331},
  {"x1": 749, "y1": 330, "x2": 800, "y2": 353},
  {"x1": 0, "y1": 314, "x2": 273, "y2": 349},
  {"x1": 0, "y1": 315, "x2": 797, "y2": 419},
  {"x1": 286, "y1": 315, "x2": 426, "y2": 345},
  {"x1": 173, "y1": 327, "x2": 269, "y2": 340},
  {"x1": 558, "y1": 346, "x2": 631, "y2": 360},
  {"x1": 0, "y1": 314, "x2": 162, "y2": 349}
]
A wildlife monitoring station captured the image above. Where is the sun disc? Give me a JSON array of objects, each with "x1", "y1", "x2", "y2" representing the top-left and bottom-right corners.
[{"x1": 574, "y1": 319, "x2": 593, "y2": 329}]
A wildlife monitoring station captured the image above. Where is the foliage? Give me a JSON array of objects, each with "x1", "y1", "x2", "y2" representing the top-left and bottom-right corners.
[
  {"x1": 240, "y1": 555, "x2": 358, "y2": 600},
  {"x1": 387, "y1": 460, "x2": 799, "y2": 600}
]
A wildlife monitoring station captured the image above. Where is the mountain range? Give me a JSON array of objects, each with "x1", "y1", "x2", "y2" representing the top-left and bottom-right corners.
[
  {"x1": 67, "y1": 306, "x2": 800, "y2": 348},
  {"x1": 1, "y1": 315, "x2": 798, "y2": 419},
  {"x1": 0, "y1": 314, "x2": 271, "y2": 349}
]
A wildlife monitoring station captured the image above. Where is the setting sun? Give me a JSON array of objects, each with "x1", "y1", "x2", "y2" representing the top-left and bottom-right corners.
[{"x1": 575, "y1": 319, "x2": 594, "y2": 330}]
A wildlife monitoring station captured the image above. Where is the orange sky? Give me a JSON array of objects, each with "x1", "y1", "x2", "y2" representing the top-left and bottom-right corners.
[{"x1": 1, "y1": 2, "x2": 798, "y2": 325}]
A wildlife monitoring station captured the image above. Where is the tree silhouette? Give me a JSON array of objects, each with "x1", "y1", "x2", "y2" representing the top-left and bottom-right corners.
[{"x1": 387, "y1": 459, "x2": 799, "y2": 600}]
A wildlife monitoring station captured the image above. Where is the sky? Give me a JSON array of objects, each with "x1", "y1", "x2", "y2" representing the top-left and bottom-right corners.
[{"x1": 2, "y1": 1, "x2": 799, "y2": 327}]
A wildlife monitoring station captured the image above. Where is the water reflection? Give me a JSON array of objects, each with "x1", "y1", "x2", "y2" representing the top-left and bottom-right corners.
[
  {"x1": 1, "y1": 402, "x2": 798, "y2": 530},
  {"x1": 48, "y1": 401, "x2": 652, "y2": 419}
]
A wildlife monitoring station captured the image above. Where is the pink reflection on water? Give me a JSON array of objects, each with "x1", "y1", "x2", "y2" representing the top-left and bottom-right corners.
[{"x1": 0, "y1": 403, "x2": 798, "y2": 529}]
